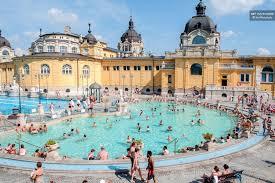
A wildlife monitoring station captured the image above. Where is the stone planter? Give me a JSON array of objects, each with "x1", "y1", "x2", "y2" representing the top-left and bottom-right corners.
[
  {"x1": 45, "y1": 143, "x2": 59, "y2": 151},
  {"x1": 241, "y1": 130, "x2": 250, "y2": 138}
]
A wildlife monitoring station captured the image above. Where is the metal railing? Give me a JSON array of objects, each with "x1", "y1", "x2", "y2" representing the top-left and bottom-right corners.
[
  {"x1": 219, "y1": 64, "x2": 254, "y2": 70},
  {"x1": 206, "y1": 85, "x2": 256, "y2": 91}
]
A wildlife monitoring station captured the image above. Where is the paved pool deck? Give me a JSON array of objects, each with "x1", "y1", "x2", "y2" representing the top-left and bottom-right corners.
[{"x1": 0, "y1": 138, "x2": 274, "y2": 183}]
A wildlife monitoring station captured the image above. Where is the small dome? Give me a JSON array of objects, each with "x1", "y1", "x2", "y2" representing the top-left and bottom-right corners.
[
  {"x1": 183, "y1": 0, "x2": 217, "y2": 35},
  {"x1": 0, "y1": 30, "x2": 11, "y2": 48},
  {"x1": 120, "y1": 17, "x2": 142, "y2": 43},
  {"x1": 89, "y1": 82, "x2": 101, "y2": 89},
  {"x1": 84, "y1": 23, "x2": 97, "y2": 45}
]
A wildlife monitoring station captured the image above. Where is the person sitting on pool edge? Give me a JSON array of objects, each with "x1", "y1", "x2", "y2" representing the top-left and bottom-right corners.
[
  {"x1": 162, "y1": 146, "x2": 169, "y2": 155},
  {"x1": 88, "y1": 149, "x2": 95, "y2": 160},
  {"x1": 97, "y1": 146, "x2": 109, "y2": 160}
]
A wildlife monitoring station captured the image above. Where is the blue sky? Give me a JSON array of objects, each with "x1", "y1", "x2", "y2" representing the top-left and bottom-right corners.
[{"x1": 0, "y1": 0, "x2": 275, "y2": 56}]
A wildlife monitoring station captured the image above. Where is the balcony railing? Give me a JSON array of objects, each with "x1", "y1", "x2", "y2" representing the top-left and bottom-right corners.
[
  {"x1": 206, "y1": 85, "x2": 256, "y2": 91},
  {"x1": 161, "y1": 63, "x2": 175, "y2": 70},
  {"x1": 219, "y1": 64, "x2": 254, "y2": 70}
]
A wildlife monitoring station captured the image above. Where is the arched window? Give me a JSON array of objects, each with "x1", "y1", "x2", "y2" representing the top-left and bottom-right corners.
[
  {"x1": 47, "y1": 45, "x2": 55, "y2": 52},
  {"x1": 190, "y1": 63, "x2": 202, "y2": 75},
  {"x1": 262, "y1": 66, "x2": 274, "y2": 83},
  {"x1": 72, "y1": 47, "x2": 77, "y2": 54},
  {"x1": 60, "y1": 46, "x2": 67, "y2": 53},
  {"x1": 41, "y1": 64, "x2": 50, "y2": 75},
  {"x1": 23, "y1": 64, "x2": 30, "y2": 75},
  {"x1": 2, "y1": 50, "x2": 9, "y2": 56},
  {"x1": 82, "y1": 65, "x2": 90, "y2": 76},
  {"x1": 38, "y1": 46, "x2": 43, "y2": 53},
  {"x1": 192, "y1": 36, "x2": 206, "y2": 44},
  {"x1": 62, "y1": 64, "x2": 72, "y2": 75},
  {"x1": 222, "y1": 93, "x2": 227, "y2": 98}
]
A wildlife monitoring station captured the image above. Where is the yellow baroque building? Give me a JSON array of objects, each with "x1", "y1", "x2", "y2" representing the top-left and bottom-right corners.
[{"x1": 1, "y1": 1, "x2": 275, "y2": 100}]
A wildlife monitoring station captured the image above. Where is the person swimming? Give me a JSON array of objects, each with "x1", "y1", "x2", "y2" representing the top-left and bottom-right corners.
[
  {"x1": 167, "y1": 135, "x2": 172, "y2": 142},
  {"x1": 137, "y1": 123, "x2": 141, "y2": 129},
  {"x1": 68, "y1": 129, "x2": 74, "y2": 136},
  {"x1": 191, "y1": 120, "x2": 195, "y2": 126},
  {"x1": 127, "y1": 136, "x2": 132, "y2": 143},
  {"x1": 146, "y1": 116, "x2": 150, "y2": 120},
  {"x1": 139, "y1": 110, "x2": 143, "y2": 116},
  {"x1": 167, "y1": 126, "x2": 173, "y2": 131},
  {"x1": 146, "y1": 125, "x2": 150, "y2": 132},
  {"x1": 76, "y1": 134, "x2": 87, "y2": 142},
  {"x1": 159, "y1": 120, "x2": 163, "y2": 126},
  {"x1": 92, "y1": 122, "x2": 97, "y2": 128}
]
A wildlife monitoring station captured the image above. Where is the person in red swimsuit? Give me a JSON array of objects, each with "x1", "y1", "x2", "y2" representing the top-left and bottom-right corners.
[{"x1": 146, "y1": 151, "x2": 156, "y2": 183}]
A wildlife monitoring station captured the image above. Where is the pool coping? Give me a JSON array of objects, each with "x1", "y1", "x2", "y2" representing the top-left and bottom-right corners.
[
  {"x1": 0, "y1": 132, "x2": 265, "y2": 172},
  {"x1": 0, "y1": 101, "x2": 265, "y2": 171}
]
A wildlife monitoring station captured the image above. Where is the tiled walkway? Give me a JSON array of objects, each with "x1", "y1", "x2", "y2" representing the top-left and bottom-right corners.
[{"x1": 0, "y1": 139, "x2": 274, "y2": 183}]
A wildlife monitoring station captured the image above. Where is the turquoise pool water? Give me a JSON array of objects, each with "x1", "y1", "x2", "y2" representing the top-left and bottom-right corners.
[
  {"x1": 0, "y1": 96, "x2": 68, "y2": 115},
  {"x1": 0, "y1": 102, "x2": 237, "y2": 159}
]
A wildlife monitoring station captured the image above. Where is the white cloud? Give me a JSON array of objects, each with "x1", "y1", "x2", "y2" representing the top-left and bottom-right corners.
[
  {"x1": 15, "y1": 48, "x2": 27, "y2": 56},
  {"x1": 210, "y1": 0, "x2": 265, "y2": 15},
  {"x1": 95, "y1": 34, "x2": 104, "y2": 41},
  {"x1": 76, "y1": 0, "x2": 130, "y2": 22},
  {"x1": 221, "y1": 30, "x2": 237, "y2": 38},
  {"x1": 48, "y1": 8, "x2": 78, "y2": 24},
  {"x1": 257, "y1": 48, "x2": 271, "y2": 55},
  {"x1": 23, "y1": 31, "x2": 40, "y2": 41}
]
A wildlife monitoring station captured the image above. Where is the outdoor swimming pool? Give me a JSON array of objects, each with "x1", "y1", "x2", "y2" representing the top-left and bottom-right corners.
[
  {"x1": 0, "y1": 96, "x2": 68, "y2": 115},
  {"x1": 0, "y1": 102, "x2": 237, "y2": 159}
]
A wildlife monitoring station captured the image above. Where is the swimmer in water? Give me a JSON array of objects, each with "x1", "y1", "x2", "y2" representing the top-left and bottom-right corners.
[
  {"x1": 159, "y1": 120, "x2": 163, "y2": 126},
  {"x1": 137, "y1": 123, "x2": 141, "y2": 129},
  {"x1": 106, "y1": 118, "x2": 109, "y2": 123},
  {"x1": 92, "y1": 122, "x2": 97, "y2": 128},
  {"x1": 146, "y1": 116, "x2": 150, "y2": 120},
  {"x1": 167, "y1": 135, "x2": 172, "y2": 142},
  {"x1": 126, "y1": 135, "x2": 132, "y2": 143},
  {"x1": 146, "y1": 125, "x2": 150, "y2": 132},
  {"x1": 191, "y1": 120, "x2": 195, "y2": 126},
  {"x1": 75, "y1": 128, "x2": 80, "y2": 134},
  {"x1": 139, "y1": 110, "x2": 143, "y2": 116},
  {"x1": 167, "y1": 126, "x2": 173, "y2": 131}
]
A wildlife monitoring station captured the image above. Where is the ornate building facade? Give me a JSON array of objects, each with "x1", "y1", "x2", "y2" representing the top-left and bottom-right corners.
[
  {"x1": 117, "y1": 17, "x2": 144, "y2": 58},
  {"x1": 0, "y1": 0, "x2": 274, "y2": 100}
]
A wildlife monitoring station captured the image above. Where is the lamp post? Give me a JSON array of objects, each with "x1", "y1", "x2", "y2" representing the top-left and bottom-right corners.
[
  {"x1": 35, "y1": 73, "x2": 42, "y2": 104},
  {"x1": 130, "y1": 74, "x2": 133, "y2": 98},
  {"x1": 122, "y1": 75, "x2": 126, "y2": 97},
  {"x1": 13, "y1": 70, "x2": 24, "y2": 113},
  {"x1": 86, "y1": 75, "x2": 89, "y2": 97}
]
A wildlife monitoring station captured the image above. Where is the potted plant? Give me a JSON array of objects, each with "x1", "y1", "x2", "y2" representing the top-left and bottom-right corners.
[
  {"x1": 135, "y1": 139, "x2": 144, "y2": 149},
  {"x1": 45, "y1": 139, "x2": 59, "y2": 151},
  {"x1": 203, "y1": 133, "x2": 213, "y2": 142}
]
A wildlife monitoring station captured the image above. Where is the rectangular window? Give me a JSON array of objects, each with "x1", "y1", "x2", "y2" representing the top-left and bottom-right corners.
[
  {"x1": 48, "y1": 46, "x2": 55, "y2": 52},
  {"x1": 269, "y1": 73, "x2": 274, "y2": 82},
  {"x1": 262, "y1": 73, "x2": 267, "y2": 82},
  {"x1": 240, "y1": 74, "x2": 250, "y2": 82},
  {"x1": 103, "y1": 66, "x2": 109, "y2": 71},
  {"x1": 134, "y1": 66, "x2": 141, "y2": 71},
  {"x1": 145, "y1": 66, "x2": 152, "y2": 71},
  {"x1": 113, "y1": 66, "x2": 120, "y2": 71},
  {"x1": 60, "y1": 46, "x2": 67, "y2": 53},
  {"x1": 123, "y1": 66, "x2": 130, "y2": 71},
  {"x1": 168, "y1": 75, "x2": 172, "y2": 84},
  {"x1": 156, "y1": 65, "x2": 160, "y2": 70}
]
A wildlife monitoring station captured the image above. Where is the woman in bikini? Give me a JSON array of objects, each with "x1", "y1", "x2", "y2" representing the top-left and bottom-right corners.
[
  {"x1": 31, "y1": 162, "x2": 43, "y2": 183},
  {"x1": 130, "y1": 148, "x2": 144, "y2": 182}
]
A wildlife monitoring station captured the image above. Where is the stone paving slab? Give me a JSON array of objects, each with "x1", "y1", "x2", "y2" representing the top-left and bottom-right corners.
[{"x1": 0, "y1": 140, "x2": 274, "y2": 183}]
